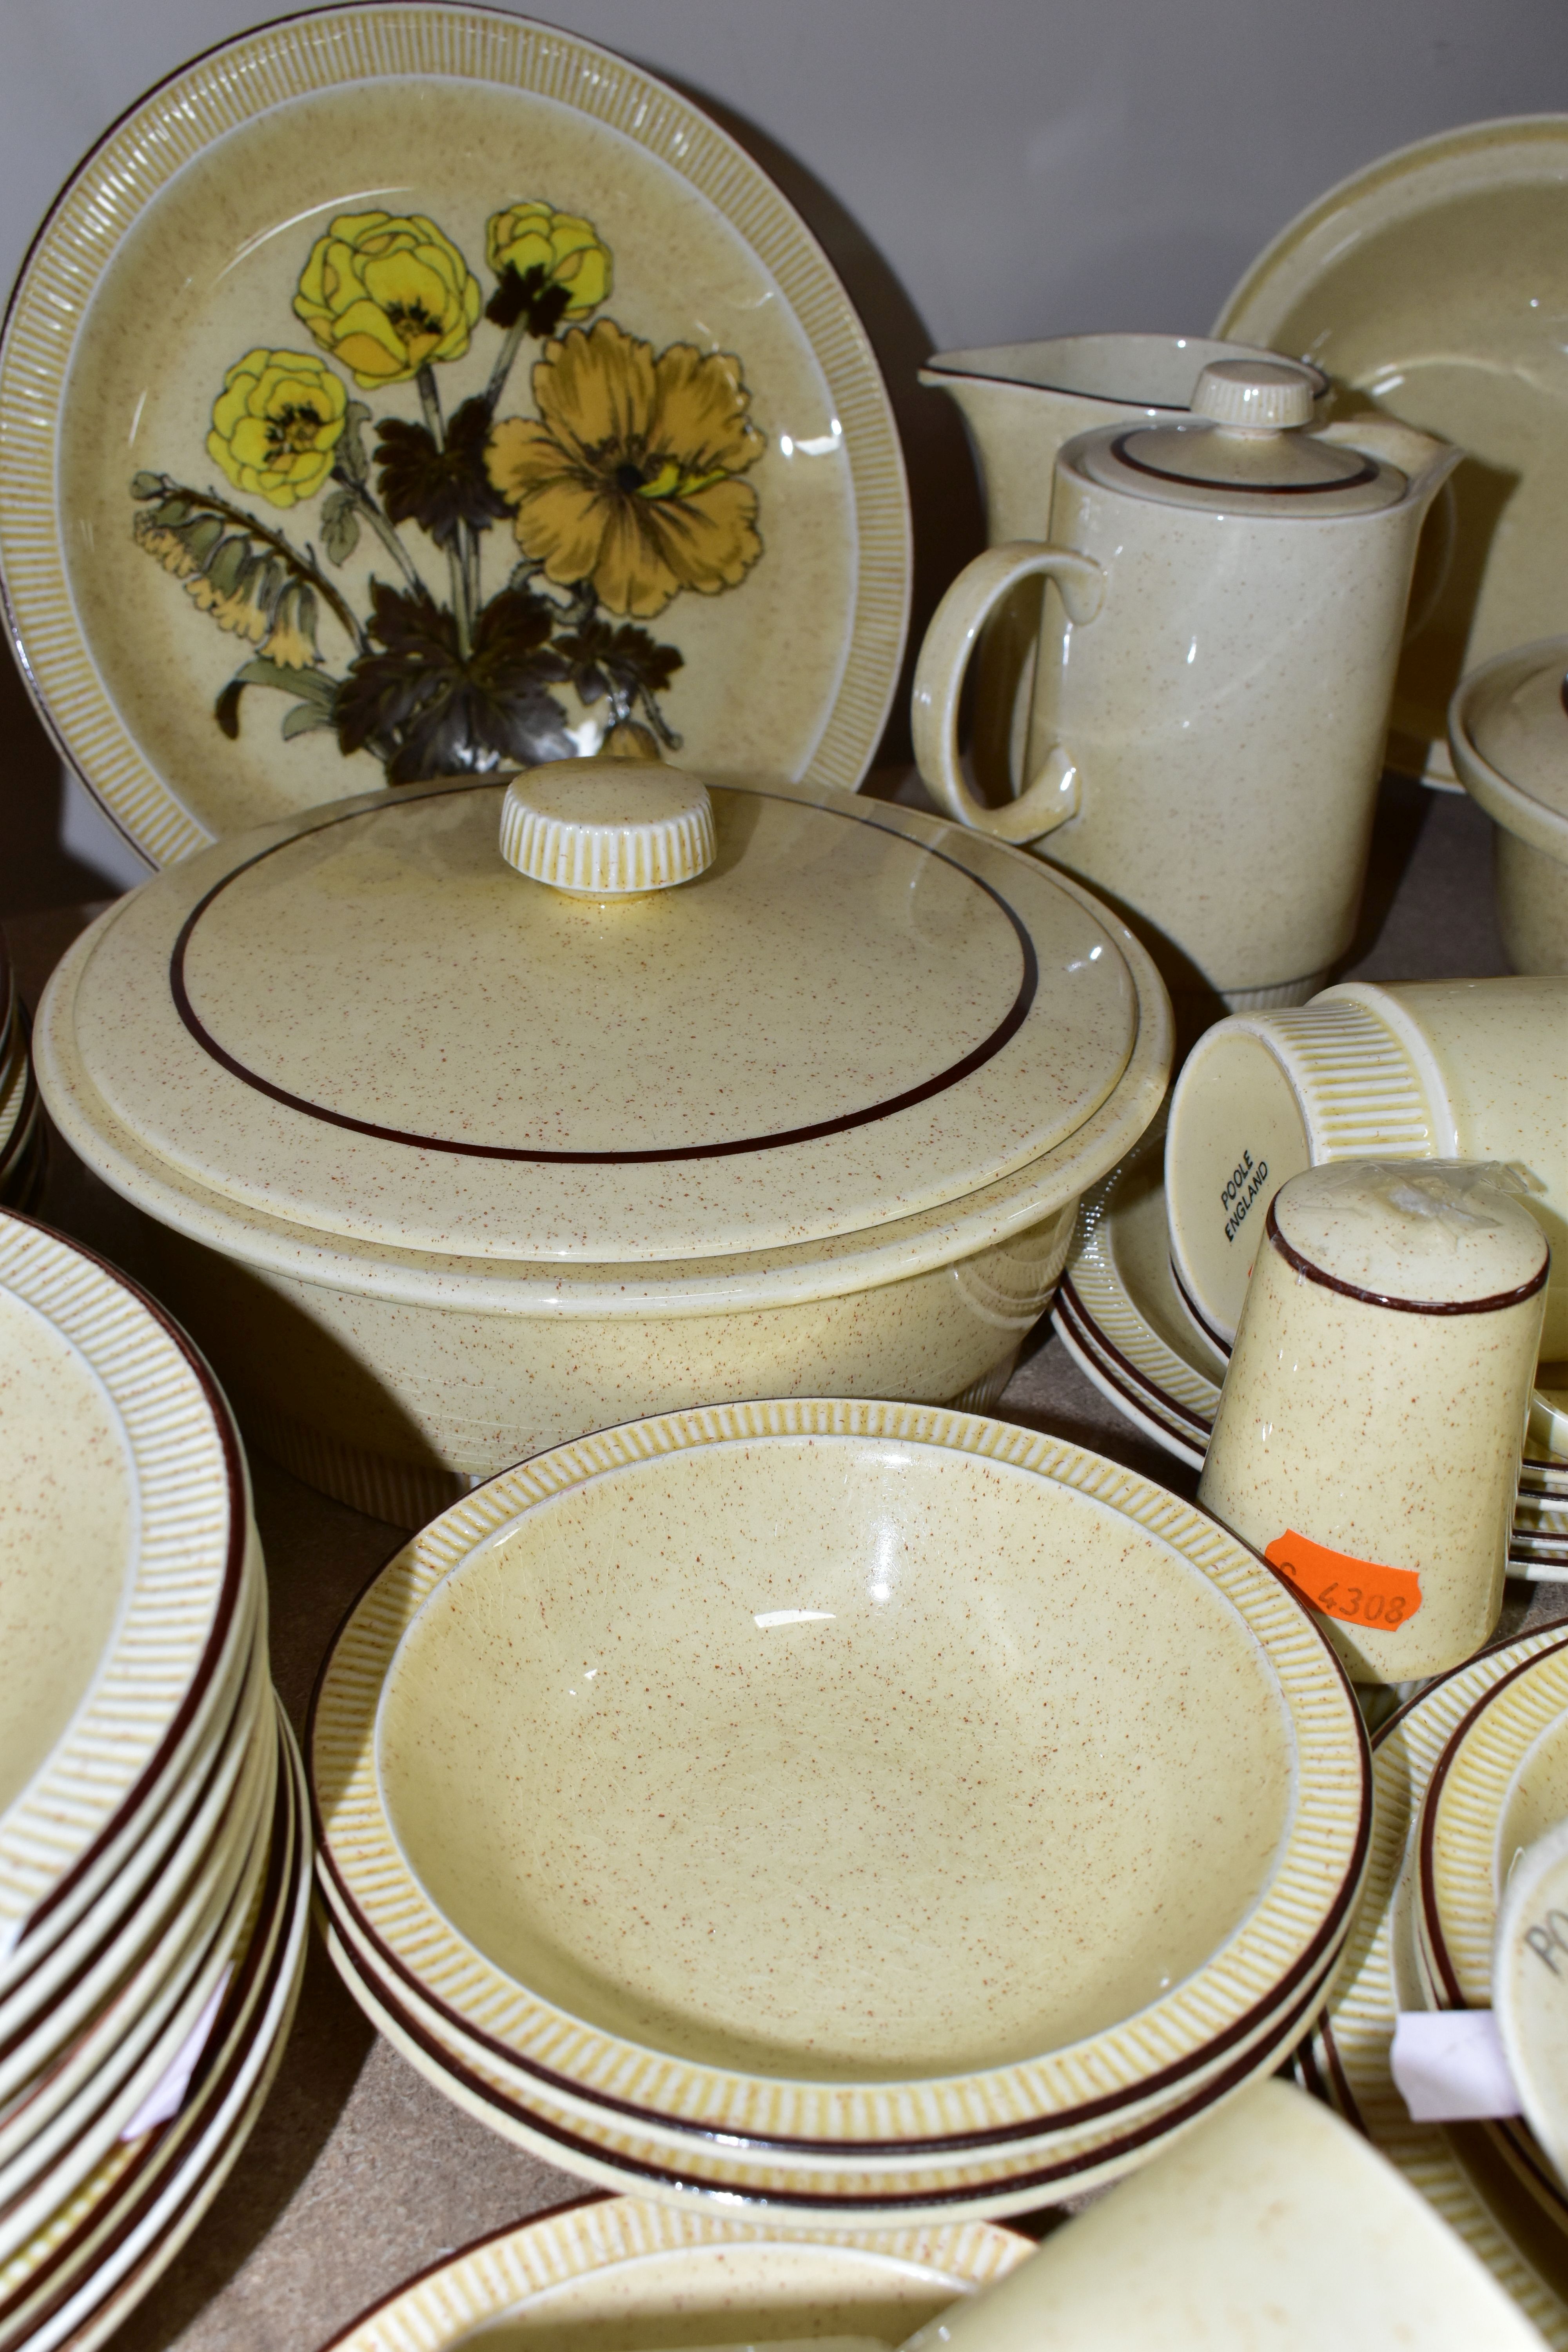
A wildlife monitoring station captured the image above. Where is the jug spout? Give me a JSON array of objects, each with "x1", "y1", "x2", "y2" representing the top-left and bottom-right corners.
[{"x1": 918, "y1": 356, "x2": 1061, "y2": 543}]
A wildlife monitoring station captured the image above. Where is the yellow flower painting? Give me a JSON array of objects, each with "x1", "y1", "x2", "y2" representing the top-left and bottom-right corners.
[
  {"x1": 485, "y1": 204, "x2": 612, "y2": 320},
  {"x1": 206, "y1": 348, "x2": 348, "y2": 508},
  {"x1": 131, "y1": 198, "x2": 762, "y2": 782},
  {"x1": 486, "y1": 321, "x2": 764, "y2": 618},
  {"x1": 294, "y1": 211, "x2": 482, "y2": 388}
]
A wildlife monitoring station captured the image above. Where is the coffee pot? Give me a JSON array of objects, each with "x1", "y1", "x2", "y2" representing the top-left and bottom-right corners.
[
  {"x1": 912, "y1": 359, "x2": 1459, "y2": 1016},
  {"x1": 920, "y1": 334, "x2": 1293, "y2": 799}
]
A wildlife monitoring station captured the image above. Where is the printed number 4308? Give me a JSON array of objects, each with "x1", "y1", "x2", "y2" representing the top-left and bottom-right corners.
[{"x1": 1316, "y1": 1578, "x2": 1408, "y2": 1628}]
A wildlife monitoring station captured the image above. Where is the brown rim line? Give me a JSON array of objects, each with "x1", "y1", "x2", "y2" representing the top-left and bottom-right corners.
[
  {"x1": 319, "y1": 2190, "x2": 614, "y2": 2352},
  {"x1": 1106, "y1": 430, "x2": 1381, "y2": 497},
  {"x1": 1265, "y1": 1198, "x2": 1550, "y2": 1317},
  {"x1": 1048, "y1": 1307, "x2": 1208, "y2": 1477},
  {"x1": 322, "y1": 1907, "x2": 1339, "y2": 2216},
  {"x1": 0, "y1": 1212, "x2": 251, "y2": 1961},
  {"x1": 307, "y1": 1617, "x2": 1372, "y2": 2164},
  {"x1": 169, "y1": 785, "x2": 1039, "y2": 1169},
  {"x1": 0, "y1": 1632, "x2": 260, "y2": 2071},
  {"x1": 1053, "y1": 1277, "x2": 1214, "y2": 1440},
  {"x1": 1168, "y1": 1252, "x2": 1236, "y2": 1359},
  {"x1": 1415, "y1": 1634, "x2": 1568, "y2": 2014},
  {"x1": 0, "y1": 1719, "x2": 299, "y2": 2334},
  {"x1": 310, "y1": 1803, "x2": 1371, "y2": 2161}
]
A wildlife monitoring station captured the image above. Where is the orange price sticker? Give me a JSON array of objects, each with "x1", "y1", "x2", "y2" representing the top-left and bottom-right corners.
[{"x1": 1264, "y1": 1529, "x2": 1422, "y2": 1632}]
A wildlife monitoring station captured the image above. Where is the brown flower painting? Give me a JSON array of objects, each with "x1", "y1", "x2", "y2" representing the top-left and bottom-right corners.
[{"x1": 130, "y1": 205, "x2": 765, "y2": 784}]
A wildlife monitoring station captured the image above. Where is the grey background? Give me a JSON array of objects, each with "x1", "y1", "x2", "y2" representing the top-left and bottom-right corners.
[{"x1": 2, "y1": 0, "x2": 1565, "y2": 908}]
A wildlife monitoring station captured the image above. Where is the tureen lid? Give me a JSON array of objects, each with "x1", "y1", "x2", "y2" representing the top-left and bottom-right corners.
[
  {"x1": 49, "y1": 772, "x2": 1157, "y2": 1268},
  {"x1": 1073, "y1": 359, "x2": 1406, "y2": 517},
  {"x1": 1459, "y1": 639, "x2": 1568, "y2": 825}
]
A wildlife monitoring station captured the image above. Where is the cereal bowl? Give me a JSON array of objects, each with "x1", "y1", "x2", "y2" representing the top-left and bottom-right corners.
[{"x1": 313, "y1": 1400, "x2": 1368, "y2": 2172}]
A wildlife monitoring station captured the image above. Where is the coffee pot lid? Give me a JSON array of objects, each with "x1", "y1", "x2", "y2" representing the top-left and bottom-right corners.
[
  {"x1": 52, "y1": 769, "x2": 1153, "y2": 1268},
  {"x1": 1073, "y1": 360, "x2": 1407, "y2": 518}
]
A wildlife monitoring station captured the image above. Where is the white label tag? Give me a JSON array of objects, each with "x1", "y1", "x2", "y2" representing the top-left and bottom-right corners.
[
  {"x1": 120, "y1": 1967, "x2": 231, "y2": 2141},
  {"x1": 1391, "y1": 2009, "x2": 1522, "y2": 2122}
]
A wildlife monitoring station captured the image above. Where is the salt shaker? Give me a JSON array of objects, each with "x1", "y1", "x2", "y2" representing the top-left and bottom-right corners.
[{"x1": 1197, "y1": 1161, "x2": 1548, "y2": 1684}]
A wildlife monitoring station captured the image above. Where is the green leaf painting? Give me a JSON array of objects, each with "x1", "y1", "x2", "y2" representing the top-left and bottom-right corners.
[{"x1": 132, "y1": 203, "x2": 766, "y2": 784}]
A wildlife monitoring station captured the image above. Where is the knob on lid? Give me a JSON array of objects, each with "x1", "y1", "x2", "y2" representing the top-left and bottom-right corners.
[
  {"x1": 1191, "y1": 359, "x2": 1316, "y2": 432},
  {"x1": 500, "y1": 760, "x2": 716, "y2": 895}
]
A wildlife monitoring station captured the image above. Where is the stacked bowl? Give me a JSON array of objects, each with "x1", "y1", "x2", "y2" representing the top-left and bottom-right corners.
[
  {"x1": 311, "y1": 1397, "x2": 1370, "y2": 2224},
  {"x1": 0, "y1": 1210, "x2": 310, "y2": 2352},
  {"x1": 1410, "y1": 1636, "x2": 1568, "y2": 2264},
  {"x1": 0, "y1": 944, "x2": 43, "y2": 1215}
]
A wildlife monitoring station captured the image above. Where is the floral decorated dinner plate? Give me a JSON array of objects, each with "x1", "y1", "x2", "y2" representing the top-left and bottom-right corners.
[{"x1": 0, "y1": 4, "x2": 911, "y2": 866}]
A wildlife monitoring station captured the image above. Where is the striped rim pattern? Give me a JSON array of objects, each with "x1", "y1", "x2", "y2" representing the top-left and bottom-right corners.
[
  {"x1": 1305, "y1": 1620, "x2": 1568, "y2": 2348},
  {"x1": 1422, "y1": 1644, "x2": 1568, "y2": 2007},
  {"x1": 321, "y1": 2194, "x2": 1030, "y2": 2352},
  {"x1": 316, "y1": 1869, "x2": 1350, "y2": 2205},
  {"x1": 0, "y1": 1704, "x2": 310, "y2": 2352},
  {"x1": 1058, "y1": 1139, "x2": 1568, "y2": 1573},
  {"x1": 0, "y1": 1217, "x2": 239, "y2": 1947},
  {"x1": 0, "y1": 3, "x2": 911, "y2": 867},
  {"x1": 310, "y1": 1397, "x2": 1368, "y2": 2148}
]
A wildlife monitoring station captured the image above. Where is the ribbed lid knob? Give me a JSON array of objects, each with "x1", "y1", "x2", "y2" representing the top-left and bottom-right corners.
[
  {"x1": 1191, "y1": 360, "x2": 1316, "y2": 431},
  {"x1": 499, "y1": 760, "x2": 716, "y2": 896}
]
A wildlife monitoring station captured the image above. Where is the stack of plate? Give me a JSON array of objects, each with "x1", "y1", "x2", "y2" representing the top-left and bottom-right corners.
[
  {"x1": 0, "y1": 1210, "x2": 310, "y2": 2352},
  {"x1": 1053, "y1": 1119, "x2": 1568, "y2": 1576},
  {"x1": 1408, "y1": 1639, "x2": 1568, "y2": 2269},
  {"x1": 1292, "y1": 1621, "x2": 1568, "y2": 2343},
  {"x1": 0, "y1": 945, "x2": 43, "y2": 1216},
  {"x1": 311, "y1": 1398, "x2": 1370, "y2": 2225}
]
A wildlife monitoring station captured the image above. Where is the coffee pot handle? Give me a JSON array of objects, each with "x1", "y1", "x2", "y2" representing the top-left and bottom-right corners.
[{"x1": 911, "y1": 542, "x2": 1105, "y2": 843}]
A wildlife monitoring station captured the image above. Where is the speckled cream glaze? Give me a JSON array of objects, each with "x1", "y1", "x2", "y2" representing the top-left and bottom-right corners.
[
  {"x1": 139, "y1": 1204, "x2": 1075, "y2": 1524},
  {"x1": 916, "y1": 335, "x2": 1274, "y2": 807},
  {"x1": 1304, "y1": 1624, "x2": 1568, "y2": 2347},
  {"x1": 313, "y1": 1842, "x2": 1350, "y2": 2197},
  {"x1": 316, "y1": 1889, "x2": 1350, "y2": 2217},
  {"x1": 1217, "y1": 119, "x2": 1568, "y2": 786},
  {"x1": 318, "y1": 2196, "x2": 1032, "y2": 2352},
  {"x1": 34, "y1": 775, "x2": 1171, "y2": 1518},
  {"x1": 1167, "y1": 974, "x2": 1568, "y2": 1357},
  {"x1": 1450, "y1": 638, "x2": 1568, "y2": 976},
  {"x1": 1497, "y1": 1820, "x2": 1568, "y2": 2202},
  {"x1": 897, "y1": 2079, "x2": 1544, "y2": 2352},
  {"x1": 310, "y1": 1401, "x2": 1370, "y2": 2158},
  {"x1": 1419, "y1": 1645, "x2": 1568, "y2": 2010},
  {"x1": 1054, "y1": 1125, "x2": 1566, "y2": 1574},
  {"x1": 56, "y1": 779, "x2": 1144, "y2": 1263},
  {"x1": 377, "y1": 1438, "x2": 1293, "y2": 2080},
  {"x1": 0, "y1": 1213, "x2": 246, "y2": 1960},
  {"x1": 911, "y1": 401, "x2": 1454, "y2": 1002},
  {"x1": 1198, "y1": 1164, "x2": 1548, "y2": 1684},
  {"x1": 0, "y1": 7, "x2": 911, "y2": 865}
]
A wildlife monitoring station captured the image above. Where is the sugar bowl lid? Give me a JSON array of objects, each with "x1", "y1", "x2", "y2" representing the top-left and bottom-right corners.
[
  {"x1": 1072, "y1": 359, "x2": 1406, "y2": 517},
  {"x1": 1450, "y1": 636, "x2": 1568, "y2": 836},
  {"x1": 52, "y1": 768, "x2": 1158, "y2": 1267}
]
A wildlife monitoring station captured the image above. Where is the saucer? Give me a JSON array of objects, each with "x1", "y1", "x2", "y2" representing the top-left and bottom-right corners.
[
  {"x1": 1054, "y1": 1123, "x2": 1568, "y2": 1576},
  {"x1": 1298, "y1": 1620, "x2": 1568, "y2": 2343},
  {"x1": 0, "y1": 5, "x2": 910, "y2": 866},
  {"x1": 1218, "y1": 117, "x2": 1568, "y2": 790},
  {"x1": 1498, "y1": 1822, "x2": 1568, "y2": 2205}
]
